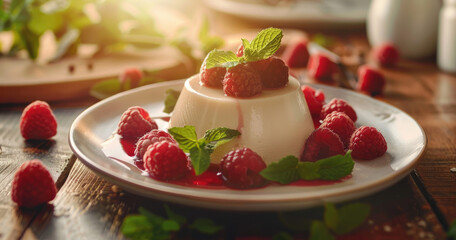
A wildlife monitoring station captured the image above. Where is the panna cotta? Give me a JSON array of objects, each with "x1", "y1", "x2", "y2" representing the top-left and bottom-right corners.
[{"x1": 169, "y1": 75, "x2": 314, "y2": 164}]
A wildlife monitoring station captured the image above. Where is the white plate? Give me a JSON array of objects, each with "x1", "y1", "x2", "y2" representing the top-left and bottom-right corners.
[
  {"x1": 204, "y1": 0, "x2": 369, "y2": 27},
  {"x1": 69, "y1": 78, "x2": 426, "y2": 211}
]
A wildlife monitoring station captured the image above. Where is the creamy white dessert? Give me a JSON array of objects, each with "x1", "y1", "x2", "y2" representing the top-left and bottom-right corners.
[{"x1": 169, "y1": 75, "x2": 314, "y2": 164}]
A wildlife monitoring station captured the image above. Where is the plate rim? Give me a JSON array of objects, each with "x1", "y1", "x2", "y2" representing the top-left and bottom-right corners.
[{"x1": 69, "y1": 79, "x2": 427, "y2": 210}]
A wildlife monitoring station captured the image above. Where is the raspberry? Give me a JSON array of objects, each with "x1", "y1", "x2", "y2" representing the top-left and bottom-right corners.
[
  {"x1": 357, "y1": 65, "x2": 386, "y2": 96},
  {"x1": 20, "y1": 100, "x2": 57, "y2": 140},
  {"x1": 349, "y1": 126, "x2": 387, "y2": 160},
  {"x1": 135, "y1": 129, "x2": 176, "y2": 160},
  {"x1": 236, "y1": 44, "x2": 244, "y2": 57},
  {"x1": 320, "y1": 112, "x2": 356, "y2": 148},
  {"x1": 282, "y1": 39, "x2": 309, "y2": 68},
  {"x1": 11, "y1": 160, "x2": 57, "y2": 207},
  {"x1": 219, "y1": 148, "x2": 267, "y2": 189},
  {"x1": 320, "y1": 98, "x2": 357, "y2": 122},
  {"x1": 315, "y1": 90, "x2": 325, "y2": 103},
  {"x1": 117, "y1": 106, "x2": 158, "y2": 140},
  {"x1": 143, "y1": 141, "x2": 189, "y2": 180},
  {"x1": 373, "y1": 43, "x2": 400, "y2": 67},
  {"x1": 301, "y1": 128, "x2": 345, "y2": 162},
  {"x1": 301, "y1": 86, "x2": 323, "y2": 117},
  {"x1": 307, "y1": 54, "x2": 339, "y2": 81},
  {"x1": 259, "y1": 57, "x2": 288, "y2": 89},
  {"x1": 223, "y1": 63, "x2": 262, "y2": 97},
  {"x1": 249, "y1": 57, "x2": 272, "y2": 72},
  {"x1": 200, "y1": 60, "x2": 226, "y2": 88},
  {"x1": 119, "y1": 68, "x2": 142, "y2": 90}
]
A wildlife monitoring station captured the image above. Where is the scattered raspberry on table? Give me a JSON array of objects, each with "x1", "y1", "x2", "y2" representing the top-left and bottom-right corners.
[{"x1": 20, "y1": 100, "x2": 57, "y2": 140}]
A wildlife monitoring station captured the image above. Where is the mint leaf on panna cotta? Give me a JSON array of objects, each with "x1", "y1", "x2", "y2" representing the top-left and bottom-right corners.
[
  {"x1": 204, "y1": 50, "x2": 239, "y2": 69},
  {"x1": 168, "y1": 126, "x2": 241, "y2": 175},
  {"x1": 260, "y1": 152, "x2": 355, "y2": 184}
]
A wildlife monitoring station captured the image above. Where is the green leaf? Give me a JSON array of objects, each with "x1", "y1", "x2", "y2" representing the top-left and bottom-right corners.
[
  {"x1": 315, "y1": 151, "x2": 354, "y2": 180},
  {"x1": 190, "y1": 218, "x2": 224, "y2": 235},
  {"x1": 309, "y1": 220, "x2": 335, "y2": 240},
  {"x1": 168, "y1": 126, "x2": 199, "y2": 153},
  {"x1": 297, "y1": 162, "x2": 321, "y2": 180},
  {"x1": 323, "y1": 203, "x2": 339, "y2": 231},
  {"x1": 90, "y1": 78, "x2": 121, "y2": 100},
  {"x1": 244, "y1": 28, "x2": 282, "y2": 61},
  {"x1": 198, "y1": 17, "x2": 224, "y2": 54},
  {"x1": 241, "y1": 38, "x2": 250, "y2": 49},
  {"x1": 189, "y1": 144, "x2": 211, "y2": 175},
  {"x1": 163, "y1": 89, "x2": 180, "y2": 114},
  {"x1": 333, "y1": 203, "x2": 370, "y2": 235},
  {"x1": 204, "y1": 127, "x2": 241, "y2": 152},
  {"x1": 28, "y1": 8, "x2": 62, "y2": 35},
  {"x1": 448, "y1": 220, "x2": 456, "y2": 240},
  {"x1": 260, "y1": 156, "x2": 301, "y2": 184},
  {"x1": 204, "y1": 49, "x2": 239, "y2": 69},
  {"x1": 272, "y1": 232, "x2": 294, "y2": 240},
  {"x1": 161, "y1": 220, "x2": 180, "y2": 232},
  {"x1": 139, "y1": 207, "x2": 164, "y2": 226},
  {"x1": 121, "y1": 215, "x2": 156, "y2": 240},
  {"x1": 164, "y1": 204, "x2": 187, "y2": 226}
]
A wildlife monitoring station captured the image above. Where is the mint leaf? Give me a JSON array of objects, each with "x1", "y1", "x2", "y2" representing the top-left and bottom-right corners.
[
  {"x1": 204, "y1": 127, "x2": 241, "y2": 152},
  {"x1": 190, "y1": 143, "x2": 211, "y2": 175},
  {"x1": 90, "y1": 78, "x2": 121, "y2": 100},
  {"x1": 161, "y1": 219, "x2": 180, "y2": 231},
  {"x1": 333, "y1": 203, "x2": 370, "y2": 235},
  {"x1": 297, "y1": 162, "x2": 321, "y2": 180},
  {"x1": 163, "y1": 89, "x2": 180, "y2": 114},
  {"x1": 323, "y1": 203, "x2": 339, "y2": 231},
  {"x1": 204, "y1": 49, "x2": 239, "y2": 69},
  {"x1": 243, "y1": 28, "x2": 282, "y2": 61},
  {"x1": 260, "y1": 156, "x2": 300, "y2": 184},
  {"x1": 315, "y1": 151, "x2": 354, "y2": 180},
  {"x1": 448, "y1": 220, "x2": 456, "y2": 240},
  {"x1": 164, "y1": 204, "x2": 187, "y2": 226},
  {"x1": 241, "y1": 38, "x2": 250, "y2": 49},
  {"x1": 190, "y1": 218, "x2": 224, "y2": 235},
  {"x1": 168, "y1": 126, "x2": 199, "y2": 153},
  {"x1": 121, "y1": 215, "x2": 156, "y2": 240},
  {"x1": 309, "y1": 220, "x2": 335, "y2": 240},
  {"x1": 139, "y1": 207, "x2": 164, "y2": 225}
]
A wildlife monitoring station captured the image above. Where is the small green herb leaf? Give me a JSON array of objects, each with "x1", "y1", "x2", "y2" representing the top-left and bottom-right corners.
[
  {"x1": 315, "y1": 151, "x2": 354, "y2": 180},
  {"x1": 204, "y1": 49, "x2": 239, "y2": 69},
  {"x1": 164, "y1": 204, "x2": 187, "y2": 226},
  {"x1": 297, "y1": 162, "x2": 320, "y2": 180},
  {"x1": 260, "y1": 155, "x2": 300, "y2": 184},
  {"x1": 161, "y1": 219, "x2": 180, "y2": 232},
  {"x1": 121, "y1": 215, "x2": 156, "y2": 240},
  {"x1": 90, "y1": 78, "x2": 121, "y2": 100},
  {"x1": 163, "y1": 89, "x2": 180, "y2": 114},
  {"x1": 168, "y1": 126, "x2": 199, "y2": 153},
  {"x1": 139, "y1": 207, "x2": 164, "y2": 225},
  {"x1": 309, "y1": 220, "x2": 335, "y2": 240},
  {"x1": 244, "y1": 28, "x2": 282, "y2": 61},
  {"x1": 323, "y1": 203, "x2": 339, "y2": 231},
  {"x1": 189, "y1": 144, "x2": 211, "y2": 175},
  {"x1": 190, "y1": 218, "x2": 224, "y2": 235},
  {"x1": 204, "y1": 127, "x2": 241, "y2": 152},
  {"x1": 333, "y1": 203, "x2": 370, "y2": 235}
]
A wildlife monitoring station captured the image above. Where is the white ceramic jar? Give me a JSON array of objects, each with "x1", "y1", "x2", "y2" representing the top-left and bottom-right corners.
[
  {"x1": 367, "y1": 0, "x2": 442, "y2": 59},
  {"x1": 438, "y1": 0, "x2": 456, "y2": 73}
]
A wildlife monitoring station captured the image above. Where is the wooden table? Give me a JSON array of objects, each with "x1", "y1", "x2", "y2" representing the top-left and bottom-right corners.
[{"x1": 0, "y1": 30, "x2": 455, "y2": 239}]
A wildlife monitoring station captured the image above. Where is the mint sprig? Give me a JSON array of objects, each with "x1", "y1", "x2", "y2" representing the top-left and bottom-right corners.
[
  {"x1": 204, "y1": 28, "x2": 283, "y2": 69},
  {"x1": 168, "y1": 126, "x2": 241, "y2": 175},
  {"x1": 260, "y1": 151, "x2": 354, "y2": 184}
]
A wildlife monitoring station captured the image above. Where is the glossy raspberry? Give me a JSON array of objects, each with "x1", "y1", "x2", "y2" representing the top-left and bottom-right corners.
[
  {"x1": 320, "y1": 112, "x2": 356, "y2": 148},
  {"x1": 200, "y1": 60, "x2": 226, "y2": 88},
  {"x1": 349, "y1": 126, "x2": 387, "y2": 160},
  {"x1": 143, "y1": 141, "x2": 189, "y2": 180},
  {"x1": 223, "y1": 63, "x2": 262, "y2": 97},
  {"x1": 320, "y1": 98, "x2": 357, "y2": 122},
  {"x1": 307, "y1": 54, "x2": 338, "y2": 81},
  {"x1": 315, "y1": 90, "x2": 325, "y2": 103},
  {"x1": 134, "y1": 129, "x2": 176, "y2": 160},
  {"x1": 11, "y1": 160, "x2": 57, "y2": 208},
  {"x1": 249, "y1": 57, "x2": 272, "y2": 72},
  {"x1": 219, "y1": 148, "x2": 267, "y2": 189},
  {"x1": 301, "y1": 128, "x2": 345, "y2": 162},
  {"x1": 301, "y1": 86, "x2": 323, "y2": 117},
  {"x1": 282, "y1": 39, "x2": 309, "y2": 68},
  {"x1": 357, "y1": 65, "x2": 386, "y2": 96},
  {"x1": 236, "y1": 44, "x2": 244, "y2": 57},
  {"x1": 260, "y1": 57, "x2": 289, "y2": 88},
  {"x1": 119, "y1": 68, "x2": 142, "y2": 90},
  {"x1": 373, "y1": 43, "x2": 400, "y2": 67},
  {"x1": 20, "y1": 100, "x2": 57, "y2": 140},
  {"x1": 117, "y1": 106, "x2": 158, "y2": 140}
]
